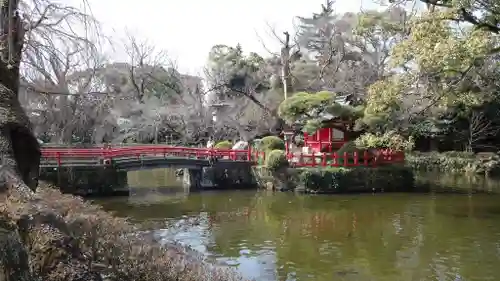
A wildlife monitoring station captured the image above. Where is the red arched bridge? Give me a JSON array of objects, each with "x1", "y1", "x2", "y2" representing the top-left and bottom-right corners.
[{"x1": 40, "y1": 145, "x2": 405, "y2": 171}]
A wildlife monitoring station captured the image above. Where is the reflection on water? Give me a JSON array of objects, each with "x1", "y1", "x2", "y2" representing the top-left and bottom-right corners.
[
  {"x1": 95, "y1": 170, "x2": 500, "y2": 281},
  {"x1": 415, "y1": 171, "x2": 500, "y2": 193}
]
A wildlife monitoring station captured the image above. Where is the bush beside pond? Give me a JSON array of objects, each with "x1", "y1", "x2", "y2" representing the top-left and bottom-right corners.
[{"x1": 406, "y1": 151, "x2": 500, "y2": 176}]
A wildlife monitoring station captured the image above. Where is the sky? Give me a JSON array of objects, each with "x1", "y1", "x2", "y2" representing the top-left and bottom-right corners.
[{"x1": 72, "y1": 0, "x2": 382, "y2": 75}]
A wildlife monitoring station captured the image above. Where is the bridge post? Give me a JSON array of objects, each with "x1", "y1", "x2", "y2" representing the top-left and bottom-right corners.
[
  {"x1": 247, "y1": 145, "x2": 252, "y2": 161},
  {"x1": 182, "y1": 168, "x2": 203, "y2": 191}
]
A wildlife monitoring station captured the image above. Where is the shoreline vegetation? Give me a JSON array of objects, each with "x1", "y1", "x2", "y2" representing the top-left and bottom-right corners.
[
  {"x1": 406, "y1": 151, "x2": 500, "y2": 176},
  {"x1": 0, "y1": 183, "x2": 244, "y2": 281}
]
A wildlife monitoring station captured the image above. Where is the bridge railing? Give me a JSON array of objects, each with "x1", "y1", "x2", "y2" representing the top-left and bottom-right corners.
[
  {"x1": 251, "y1": 149, "x2": 405, "y2": 168},
  {"x1": 40, "y1": 145, "x2": 253, "y2": 166},
  {"x1": 105, "y1": 146, "x2": 250, "y2": 161},
  {"x1": 40, "y1": 146, "x2": 405, "y2": 168}
]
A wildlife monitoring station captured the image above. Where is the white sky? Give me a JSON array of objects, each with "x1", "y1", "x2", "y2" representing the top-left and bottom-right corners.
[{"x1": 74, "y1": 0, "x2": 382, "y2": 75}]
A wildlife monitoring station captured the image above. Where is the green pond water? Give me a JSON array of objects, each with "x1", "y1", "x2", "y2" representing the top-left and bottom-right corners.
[{"x1": 95, "y1": 169, "x2": 500, "y2": 281}]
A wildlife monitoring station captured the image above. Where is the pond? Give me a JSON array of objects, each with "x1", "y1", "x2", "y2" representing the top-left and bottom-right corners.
[{"x1": 95, "y1": 169, "x2": 500, "y2": 281}]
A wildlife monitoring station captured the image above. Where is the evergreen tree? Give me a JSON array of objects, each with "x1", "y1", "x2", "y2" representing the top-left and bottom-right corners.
[{"x1": 296, "y1": 0, "x2": 337, "y2": 60}]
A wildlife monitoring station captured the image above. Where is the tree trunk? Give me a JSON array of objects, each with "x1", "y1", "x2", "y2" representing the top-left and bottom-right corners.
[{"x1": 0, "y1": 0, "x2": 40, "y2": 191}]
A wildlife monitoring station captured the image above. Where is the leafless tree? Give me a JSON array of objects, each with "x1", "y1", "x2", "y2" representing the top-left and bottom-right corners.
[
  {"x1": 106, "y1": 36, "x2": 214, "y2": 144},
  {"x1": 462, "y1": 111, "x2": 500, "y2": 152},
  {"x1": 122, "y1": 35, "x2": 182, "y2": 103},
  {"x1": 0, "y1": 0, "x2": 101, "y2": 190},
  {"x1": 19, "y1": 39, "x2": 108, "y2": 143}
]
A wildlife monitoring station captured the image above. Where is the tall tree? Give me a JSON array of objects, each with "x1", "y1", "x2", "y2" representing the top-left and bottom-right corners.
[
  {"x1": 295, "y1": 2, "x2": 407, "y2": 97},
  {"x1": 0, "y1": 0, "x2": 99, "y2": 191},
  {"x1": 204, "y1": 44, "x2": 283, "y2": 139}
]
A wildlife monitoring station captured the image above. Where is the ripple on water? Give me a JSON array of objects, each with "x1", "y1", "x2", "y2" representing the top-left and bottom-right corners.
[
  {"x1": 216, "y1": 257, "x2": 240, "y2": 267},
  {"x1": 239, "y1": 248, "x2": 251, "y2": 255}
]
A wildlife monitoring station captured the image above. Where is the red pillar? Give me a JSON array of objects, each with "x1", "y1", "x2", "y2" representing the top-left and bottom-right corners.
[{"x1": 285, "y1": 134, "x2": 290, "y2": 155}]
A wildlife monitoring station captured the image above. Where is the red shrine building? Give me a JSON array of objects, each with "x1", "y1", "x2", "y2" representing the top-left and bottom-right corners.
[{"x1": 283, "y1": 94, "x2": 358, "y2": 154}]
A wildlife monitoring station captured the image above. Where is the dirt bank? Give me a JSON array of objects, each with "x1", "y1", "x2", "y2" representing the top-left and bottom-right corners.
[{"x1": 0, "y1": 183, "x2": 243, "y2": 281}]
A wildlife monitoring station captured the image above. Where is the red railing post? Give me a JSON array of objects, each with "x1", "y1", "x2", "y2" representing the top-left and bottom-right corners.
[
  {"x1": 343, "y1": 151, "x2": 348, "y2": 167},
  {"x1": 363, "y1": 150, "x2": 368, "y2": 166},
  {"x1": 332, "y1": 152, "x2": 338, "y2": 167},
  {"x1": 322, "y1": 153, "x2": 327, "y2": 167},
  {"x1": 353, "y1": 151, "x2": 358, "y2": 166},
  {"x1": 247, "y1": 145, "x2": 252, "y2": 161},
  {"x1": 56, "y1": 152, "x2": 61, "y2": 167}
]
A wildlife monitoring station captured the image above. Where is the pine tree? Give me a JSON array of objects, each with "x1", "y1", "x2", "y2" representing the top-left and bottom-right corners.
[{"x1": 296, "y1": 0, "x2": 338, "y2": 60}]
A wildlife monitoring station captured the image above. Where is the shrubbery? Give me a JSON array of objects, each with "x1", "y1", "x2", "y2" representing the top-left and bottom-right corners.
[
  {"x1": 355, "y1": 130, "x2": 414, "y2": 151},
  {"x1": 251, "y1": 139, "x2": 262, "y2": 149},
  {"x1": 214, "y1": 140, "x2": 232, "y2": 149},
  {"x1": 259, "y1": 136, "x2": 285, "y2": 152},
  {"x1": 265, "y1": 149, "x2": 289, "y2": 171},
  {"x1": 407, "y1": 151, "x2": 500, "y2": 175}
]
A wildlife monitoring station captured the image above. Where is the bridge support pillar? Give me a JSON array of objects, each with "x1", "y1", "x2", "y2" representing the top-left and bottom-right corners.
[
  {"x1": 182, "y1": 168, "x2": 203, "y2": 191},
  {"x1": 39, "y1": 167, "x2": 128, "y2": 196},
  {"x1": 206, "y1": 165, "x2": 256, "y2": 189}
]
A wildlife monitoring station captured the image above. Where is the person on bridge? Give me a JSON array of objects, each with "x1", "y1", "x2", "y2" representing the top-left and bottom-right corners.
[
  {"x1": 231, "y1": 140, "x2": 249, "y2": 160},
  {"x1": 207, "y1": 136, "x2": 217, "y2": 165},
  {"x1": 206, "y1": 136, "x2": 215, "y2": 149},
  {"x1": 232, "y1": 140, "x2": 248, "y2": 150}
]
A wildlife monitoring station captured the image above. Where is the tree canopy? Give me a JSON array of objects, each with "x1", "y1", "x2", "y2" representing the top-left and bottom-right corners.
[{"x1": 9, "y1": 0, "x2": 500, "y2": 152}]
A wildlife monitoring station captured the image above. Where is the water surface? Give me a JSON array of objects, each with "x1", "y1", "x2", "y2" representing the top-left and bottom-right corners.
[{"x1": 95, "y1": 169, "x2": 500, "y2": 281}]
